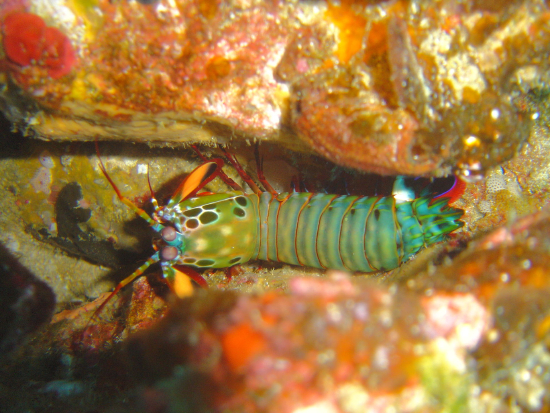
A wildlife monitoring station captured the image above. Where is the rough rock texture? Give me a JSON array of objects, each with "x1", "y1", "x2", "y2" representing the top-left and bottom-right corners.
[
  {"x1": 0, "y1": 0, "x2": 547, "y2": 175},
  {"x1": 3, "y1": 207, "x2": 550, "y2": 412},
  {"x1": 0, "y1": 1, "x2": 550, "y2": 412}
]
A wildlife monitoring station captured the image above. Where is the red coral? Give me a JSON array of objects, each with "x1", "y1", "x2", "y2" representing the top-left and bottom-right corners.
[
  {"x1": 42, "y1": 26, "x2": 76, "y2": 78},
  {"x1": 2, "y1": 12, "x2": 45, "y2": 66},
  {"x1": 2, "y1": 12, "x2": 76, "y2": 78}
]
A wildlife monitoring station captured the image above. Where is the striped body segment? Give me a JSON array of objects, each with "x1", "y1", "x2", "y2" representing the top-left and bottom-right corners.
[
  {"x1": 255, "y1": 192, "x2": 462, "y2": 272},
  {"x1": 90, "y1": 149, "x2": 466, "y2": 332},
  {"x1": 92, "y1": 147, "x2": 466, "y2": 314},
  {"x1": 172, "y1": 191, "x2": 463, "y2": 272}
]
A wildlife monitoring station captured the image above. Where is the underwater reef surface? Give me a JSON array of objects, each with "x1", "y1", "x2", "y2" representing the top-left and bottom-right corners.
[
  {"x1": 0, "y1": 100, "x2": 549, "y2": 410},
  {"x1": 0, "y1": 0, "x2": 547, "y2": 176},
  {"x1": 2, "y1": 207, "x2": 550, "y2": 412},
  {"x1": 0, "y1": 1, "x2": 550, "y2": 412}
]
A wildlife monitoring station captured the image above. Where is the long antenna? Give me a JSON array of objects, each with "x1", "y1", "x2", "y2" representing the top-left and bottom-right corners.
[{"x1": 95, "y1": 140, "x2": 157, "y2": 227}]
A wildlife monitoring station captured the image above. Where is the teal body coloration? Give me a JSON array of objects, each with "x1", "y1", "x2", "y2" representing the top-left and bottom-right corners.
[
  {"x1": 252, "y1": 192, "x2": 463, "y2": 272},
  {"x1": 157, "y1": 189, "x2": 462, "y2": 273},
  {"x1": 96, "y1": 154, "x2": 464, "y2": 302}
]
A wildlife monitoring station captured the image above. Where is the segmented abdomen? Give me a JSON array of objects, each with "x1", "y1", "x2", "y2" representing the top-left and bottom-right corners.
[{"x1": 255, "y1": 192, "x2": 463, "y2": 272}]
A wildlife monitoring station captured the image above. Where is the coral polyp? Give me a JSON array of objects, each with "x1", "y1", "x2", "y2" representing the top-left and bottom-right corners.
[{"x1": 2, "y1": 12, "x2": 76, "y2": 79}]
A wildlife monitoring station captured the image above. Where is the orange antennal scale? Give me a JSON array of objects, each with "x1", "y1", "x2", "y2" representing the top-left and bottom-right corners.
[
  {"x1": 168, "y1": 159, "x2": 224, "y2": 205},
  {"x1": 191, "y1": 145, "x2": 243, "y2": 191},
  {"x1": 161, "y1": 265, "x2": 208, "y2": 299},
  {"x1": 172, "y1": 265, "x2": 208, "y2": 289}
]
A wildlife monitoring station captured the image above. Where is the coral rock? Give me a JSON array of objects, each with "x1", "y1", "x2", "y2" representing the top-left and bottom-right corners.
[
  {"x1": 0, "y1": 1, "x2": 545, "y2": 176},
  {"x1": 2, "y1": 12, "x2": 46, "y2": 67}
]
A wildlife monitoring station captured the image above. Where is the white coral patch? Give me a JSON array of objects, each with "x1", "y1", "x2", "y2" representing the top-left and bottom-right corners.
[
  {"x1": 444, "y1": 53, "x2": 487, "y2": 100},
  {"x1": 30, "y1": 167, "x2": 52, "y2": 194},
  {"x1": 486, "y1": 173, "x2": 507, "y2": 193},
  {"x1": 477, "y1": 200, "x2": 493, "y2": 214}
]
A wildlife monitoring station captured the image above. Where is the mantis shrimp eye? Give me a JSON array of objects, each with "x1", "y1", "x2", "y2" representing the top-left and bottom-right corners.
[
  {"x1": 161, "y1": 226, "x2": 177, "y2": 242},
  {"x1": 161, "y1": 246, "x2": 178, "y2": 261}
]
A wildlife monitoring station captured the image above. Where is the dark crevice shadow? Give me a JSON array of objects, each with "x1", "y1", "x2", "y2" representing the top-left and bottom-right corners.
[{"x1": 28, "y1": 182, "x2": 150, "y2": 269}]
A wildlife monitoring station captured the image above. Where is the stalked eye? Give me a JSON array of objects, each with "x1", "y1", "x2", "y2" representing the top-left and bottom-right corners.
[
  {"x1": 161, "y1": 246, "x2": 179, "y2": 261},
  {"x1": 161, "y1": 226, "x2": 177, "y2": 242}
]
